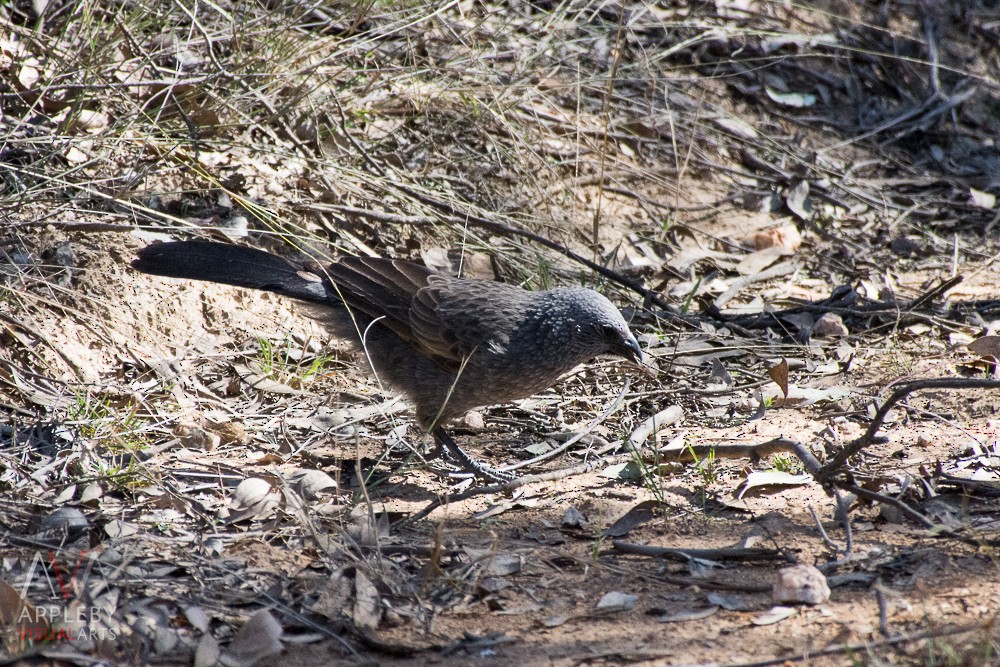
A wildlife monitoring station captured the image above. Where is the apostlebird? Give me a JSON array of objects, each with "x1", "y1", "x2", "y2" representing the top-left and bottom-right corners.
[{"x1": 132, "y1": 241, "x2": 642, "y2": 481}]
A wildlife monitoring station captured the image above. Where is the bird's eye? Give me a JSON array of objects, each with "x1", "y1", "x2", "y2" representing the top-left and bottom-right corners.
[{"x1": 598, "y1": 323, "x2": 619, "y2": 339}]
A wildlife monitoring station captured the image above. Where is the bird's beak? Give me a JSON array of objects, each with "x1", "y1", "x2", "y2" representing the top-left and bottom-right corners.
[
  {"x1": 615, "y1": 335, "x2": 644, "y2": 365},
  {"x1": 614, "y1": 335, "x2": 657, "y2": 378}
]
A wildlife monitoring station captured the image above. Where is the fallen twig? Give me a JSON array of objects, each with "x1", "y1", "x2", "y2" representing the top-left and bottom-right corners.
[
  {"x1": 612, "y1": 541, "x2": 785, "y2": 563},
  {"x1": 818, "y1": 378, "x2": 1000, "y2": 479},
  {"x1": 720, "y1": 622, "x2": 986, "y2": 667}
]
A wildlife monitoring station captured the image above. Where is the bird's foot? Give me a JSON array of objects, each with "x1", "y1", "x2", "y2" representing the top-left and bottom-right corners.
[{"x1": 432, "y1": 427, "x2": 515, "y2": 483}]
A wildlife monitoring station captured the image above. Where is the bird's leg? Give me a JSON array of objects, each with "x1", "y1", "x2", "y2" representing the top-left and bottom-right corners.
[{"x1": 431, "y1": 426, "x2": 515, "y2": 483}]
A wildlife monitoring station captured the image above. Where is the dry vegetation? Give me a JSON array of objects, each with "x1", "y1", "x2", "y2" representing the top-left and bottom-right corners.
[{"x1": 3, "y1": 0, "x2": 1000, "y2": 665}]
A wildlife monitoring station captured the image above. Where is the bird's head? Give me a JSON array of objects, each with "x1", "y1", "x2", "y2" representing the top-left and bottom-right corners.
[
  {"x1": 548, "y1": 288, "x2": 643, "y2": 366},
  {"x1": 591, "y1": 315, "x2": 643, "y2": 365}
]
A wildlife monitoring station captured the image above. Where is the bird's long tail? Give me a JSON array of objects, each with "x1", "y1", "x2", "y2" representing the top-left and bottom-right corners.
[{"x1": 132, "y1": 241, "x2": 330, "y2": 304}]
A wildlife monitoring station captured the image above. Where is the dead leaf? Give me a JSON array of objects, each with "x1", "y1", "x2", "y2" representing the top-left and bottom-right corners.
[
  {"x1": 601, "y1": 500, "x2": 658, "y2": 538},
  {"x1": 232, "y1": 363, "x2": 309, "y2": 395},
  {"x1": 785, "y1": 179, "x2": 811, "y2": 220},
  {"x1": 65, "y1": 109, "x2": 109, "y2": 134},
  {"x1": 713, "y1": 116, "x2": 758, "y2": 139},
  {"x1": 224, "y1": 609, "x2": 283, "y2": 666},
  {"x1": 751, "y1": 605, "x2": 797, "y2": 625},
  {"x1": 39, "y1": 507, "x2": 89, "y2": 542},
  {"x1": 0, "y1": 44, "x2": 14, "y2": 71},
  {"x1": 707, "y1": 592, "x2": 753, "y2": 611},
  {"x1": 104, "y1": 519, "x2": 139, "y2": 539},
  {"x1": 195, "y1": 633, "x2": 221, "y2": 667},
  {"x1": 420, "y1": 247, "x2": 495, "y2": 280},
  {"x1": 480, "y1": 577, "x2": 513, "y2": 595},
  {"x1": 0, "y1": 579, "x2": 49, "y2": 655},
  {"x1": 80, "y1": 482, "x2": 103, "y2": 504},
  {"x1": 736, "y1": 471, "x2": 812, "y2": 498},
  {"x1": 760, "y1": 32, "x2": 839, "y2": 53},
  {"x1": 462, "y1": 411, "x2": 485, "y2": 428},
  {"x1": 483, "y1": 553, "x2": 522, "y2": 577},
  {"x1": 207, "y1": 420, "x2": 249, "y2": 446},
  {"x1": 762, "y1": 383, "x2": 854, "y2": 406},
  {"x1": 292, "y1": 469, "x2": 338, "y2": 500},
  {"x1": 616, "y1": 119, "x2": 656, "y2": 138},
  {"x1": 765, "y1": 87, "x2": 816, "y2": 108},
  {"x1": 601, "y1": 461, "x2": 644, "y2": 480},
  {"x1": 970, "y1": 188, "x2": 996, "y2": 209},
  {"x1": 231, "y1": 478, "x2": 274, "y2": 509},
  {"x1": 736, "y1": 247, "x2": 793, "y2": 275},
  {"x1": 64, "y1": 145, "x2": 90, "y2": 164},
  {"x1": 595, "y1": 591, "x2": 637, "y2": 613},
  {"x1": 768, "y1": 359, "x2": 789, "y2": 398},
  {"x1": 562, "y1": 506, "x2": 587, "y2": 529},
  {"x1": 185, "y1": 605, "x2": 211, "y2": 633},
  {"x1": 781, "y1": 312, "x2": 815, "y2": 337},
  {"x1": 968, "y1": 335, "x2": 1000, "y2": 360},
  {"x1": 176, "y1": 421, "x2": 221, "y2": 451},
  {"x1": 308, "y1": 571, "x2": 352, "y2": 621},
  {"x1": 950, "y1": 332, "x2": 975, "y2": 346},
  {"x1": 52, "y1": 484, "x2": 76, "y2": 504},
  {"x1": 666, "y1": 245, "x2": 739, "y2": 272},
  {"x1": 654, "y1": 606, "x2": 720, "y2": 622},
  {"x1": 17, "y1": 58, "x2": 40, "y2": 89},
  {"x1": 346, "y1": 512, "x2": 389, "y2": 546},
  {"x1": 353, "y1": 570, "x2": 381, "y2": 630},
  {"x1": 750, "y1": 224, "x2": 802, "y2": 251},
  {"x1": 707, "y1": 358, "x2": 733, "y2": 388},
  {"x1": 189, "y1": 106, "x2": 221, "y2": 130},
  {"x1": 228, "y1": 477, "x2": 279, "y2": 522}
]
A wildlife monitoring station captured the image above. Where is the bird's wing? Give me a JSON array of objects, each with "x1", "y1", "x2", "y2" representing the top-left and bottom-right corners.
[
  {"x1": 409, "y1": 276, "x2": 530, "y2": 368},
  {"x1": 319, "y1": 257, "x2": 434, "y2": 344},
  {"x1": 318, "y1": 259, "x2": 530, "y2": 371}
]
